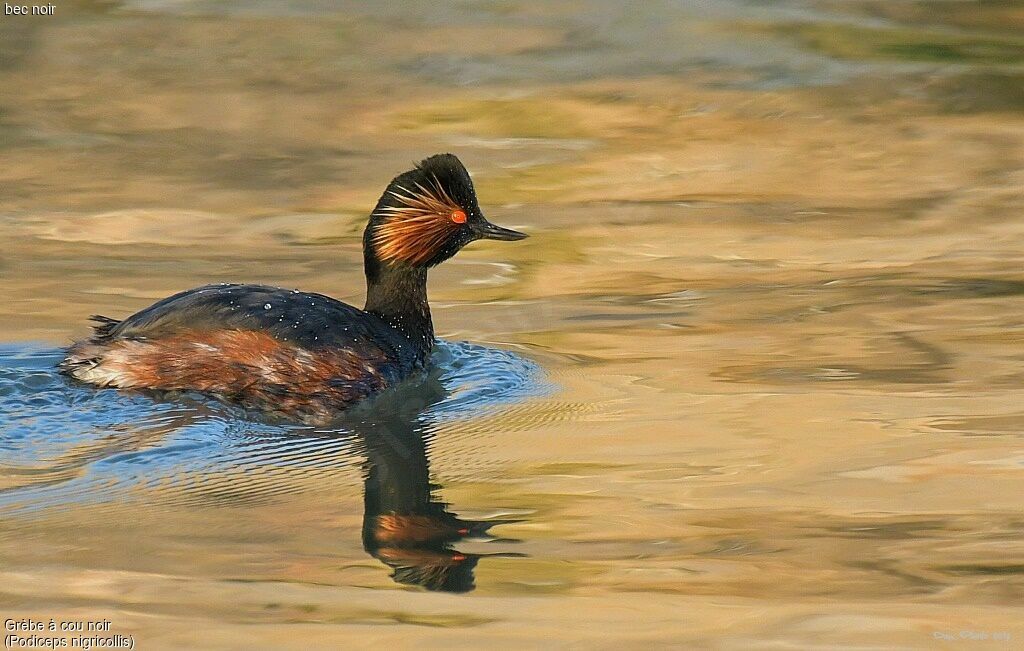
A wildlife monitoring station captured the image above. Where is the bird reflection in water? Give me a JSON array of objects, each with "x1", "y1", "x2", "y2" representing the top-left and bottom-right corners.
[
  {"x1": 46, "y1": 356, "x2": 525, "y2": 593},
  {"x1": 354, "y1": 369, "x2": 522, "y2": 593}
]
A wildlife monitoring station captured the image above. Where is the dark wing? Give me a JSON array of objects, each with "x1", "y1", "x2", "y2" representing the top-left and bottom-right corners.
[{"x1": 100, "y1": 284, "x2": 397, "y2": 353}]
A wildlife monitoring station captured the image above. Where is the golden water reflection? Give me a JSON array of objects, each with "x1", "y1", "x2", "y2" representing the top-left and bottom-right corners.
[{"x1": 2, "y1": 0, "x2": 1024, "y2": 648}]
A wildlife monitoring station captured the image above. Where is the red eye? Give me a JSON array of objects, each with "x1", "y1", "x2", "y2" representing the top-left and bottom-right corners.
[{"x1": 450, "y1": 210, "x2": 467, "y2": 224}]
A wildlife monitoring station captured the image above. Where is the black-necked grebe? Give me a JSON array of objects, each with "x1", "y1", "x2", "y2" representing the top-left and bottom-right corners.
[{"x1": 59, "y1": 153, "x2": 527, "y2": 421}]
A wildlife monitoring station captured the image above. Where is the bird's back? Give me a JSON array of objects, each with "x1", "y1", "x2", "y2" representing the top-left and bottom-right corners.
[{"x1": 60, "y1": 284, "x2": 429, "y2": 422}]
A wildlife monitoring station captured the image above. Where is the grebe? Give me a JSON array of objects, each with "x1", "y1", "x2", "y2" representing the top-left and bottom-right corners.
[{"x1": 59, "y1": 154, "x2": 527, "y2": 422}]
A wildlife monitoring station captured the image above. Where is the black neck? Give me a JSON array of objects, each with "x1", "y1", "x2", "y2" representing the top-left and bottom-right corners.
[{"x1": 364, "y1": 260, "x2": 434, "y2": 355}]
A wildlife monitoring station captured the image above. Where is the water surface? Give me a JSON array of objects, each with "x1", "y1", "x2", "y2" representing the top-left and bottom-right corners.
[{"x1": 2, "y1": 0, "x2": 1024, "y2": 648}]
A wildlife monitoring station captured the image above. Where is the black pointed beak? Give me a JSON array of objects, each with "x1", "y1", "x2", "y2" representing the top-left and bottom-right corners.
[{"x1": 473, "y1": 220, "x2": 528, "y2": 241}]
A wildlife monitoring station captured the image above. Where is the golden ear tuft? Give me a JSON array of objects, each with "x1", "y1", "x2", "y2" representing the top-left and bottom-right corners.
[{"x1": 372, "y1": 175, "x2": 465, "y2": 265}]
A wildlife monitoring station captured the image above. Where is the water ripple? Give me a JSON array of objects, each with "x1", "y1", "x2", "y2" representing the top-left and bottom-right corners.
[{"x1": 0, "y1": 341, "x2": 551, "y2": 515}]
